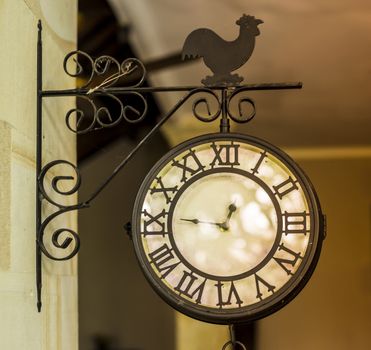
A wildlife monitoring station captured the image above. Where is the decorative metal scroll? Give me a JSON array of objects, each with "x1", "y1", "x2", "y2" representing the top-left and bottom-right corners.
[
  {"x1": 63, "y1": 51, "x2": 148, "y2": 134},
  {"x1": 37, "y1": 160, "x2": 86, "y2": 261},
  {"x1": 36, "y1": 18, "x2": 302, "y2": 313}
]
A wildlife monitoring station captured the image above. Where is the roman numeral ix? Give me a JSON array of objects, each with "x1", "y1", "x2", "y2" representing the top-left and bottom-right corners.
[
  {"x1": 142, "y1": 209, "x2": 168, "y2": 236},
  {"x1": 283, "y1": 211, "x2": 310, "y2": 235}
]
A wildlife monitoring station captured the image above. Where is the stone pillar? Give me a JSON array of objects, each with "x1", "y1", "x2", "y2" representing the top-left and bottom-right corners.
[{"x1": 0, "y1": 1, "x2": 78, "y2": 349}]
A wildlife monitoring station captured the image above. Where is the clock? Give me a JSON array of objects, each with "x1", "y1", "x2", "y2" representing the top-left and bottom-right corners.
[{"x1": 132, "y1": 133, "x2": 325, "y2": 324}]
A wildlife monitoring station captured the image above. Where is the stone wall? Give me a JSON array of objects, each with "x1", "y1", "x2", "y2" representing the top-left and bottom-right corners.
[{"x1": 0, "y1": 1, "x2": 78, "y2": 349}]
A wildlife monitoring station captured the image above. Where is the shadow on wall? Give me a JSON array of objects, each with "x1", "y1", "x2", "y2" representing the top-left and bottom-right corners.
[{"x1": 78, "y1": 130, "x2": 173, "y2": 350}]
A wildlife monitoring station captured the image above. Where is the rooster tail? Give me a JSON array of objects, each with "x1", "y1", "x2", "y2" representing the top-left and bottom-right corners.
[{"x1": 181, "y1": 29, "x2": 208, "y2": 60}]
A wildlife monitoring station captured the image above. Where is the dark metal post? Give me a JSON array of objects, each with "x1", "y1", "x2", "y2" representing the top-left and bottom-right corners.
[
  {"x1": 220, "y1": 88, "x2": 230, "y2": 132},
  {"x1": 222, "y1": 324, "x2": 250, "y2": 350},
  {"x1": 36, "y1": 20, "x2": 43, "y2": 312},
  {"x1": 229, "y1": 324, "x2": 236, "y2": 349},
  {"x1": 235, "y1": 323, "x2": 256, "y2": 350}
]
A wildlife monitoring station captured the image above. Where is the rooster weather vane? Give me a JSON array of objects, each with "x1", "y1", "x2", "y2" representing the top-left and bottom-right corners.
[{"x1": 182, "y1": 14, "x2": 263, "y2": 86}]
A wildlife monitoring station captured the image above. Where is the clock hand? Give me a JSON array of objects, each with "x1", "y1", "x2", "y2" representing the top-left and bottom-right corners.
[
  {"x1": 180, "y1": 218, "x2": 224, "y2": 227},
  {"x1": 226, "y1": 203, "x2": 237, "y2": 221},
  {"x1": 180, "y1": 218, "x2": 199, "y2": 224},
  {"x1": 221, "y1": 203, "x2": 237, "y2": 230}
]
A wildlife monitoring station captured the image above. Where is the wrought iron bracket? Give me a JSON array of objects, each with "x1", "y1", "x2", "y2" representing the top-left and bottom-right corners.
[{"x1": 35, "y1": 20, "x2": 302, "y2": 312}]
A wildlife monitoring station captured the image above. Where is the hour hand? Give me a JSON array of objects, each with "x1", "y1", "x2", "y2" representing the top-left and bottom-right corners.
[
  {"x1": 225, "y1": 203, "x2": 237, "y2": 223},
  {"x1": 180, "y1": 218, "x2": 223, "y2": 227}
]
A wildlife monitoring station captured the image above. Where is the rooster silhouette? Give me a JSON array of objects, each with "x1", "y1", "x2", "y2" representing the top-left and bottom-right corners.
[{"x1": 182, "y1": 14, "x2": 263, "y2": 86}]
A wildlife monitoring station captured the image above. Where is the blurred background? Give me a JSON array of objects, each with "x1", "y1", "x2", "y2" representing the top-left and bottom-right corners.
[{"x1": 76, "y1": 1, "x2": 371, "y2": 349}]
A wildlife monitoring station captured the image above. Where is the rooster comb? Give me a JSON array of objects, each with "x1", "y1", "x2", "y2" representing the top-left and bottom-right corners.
[{"x1": 236, "y1": 14, "x2": 263, "y2": 26}]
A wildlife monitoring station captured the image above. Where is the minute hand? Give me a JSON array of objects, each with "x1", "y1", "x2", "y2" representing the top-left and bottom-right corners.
[{"x1": 180, "y1": 218, "x2": 224, "y2": 228}]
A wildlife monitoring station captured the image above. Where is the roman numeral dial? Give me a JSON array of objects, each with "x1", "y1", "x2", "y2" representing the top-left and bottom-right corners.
[{"x1": 132, "y1": 134, "x2": 324, "y2": 325}]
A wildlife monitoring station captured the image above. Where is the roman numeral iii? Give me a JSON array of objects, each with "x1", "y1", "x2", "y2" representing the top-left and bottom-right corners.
[{"x1": 282, "y1": 211, "x2": 309, "y2": 235}]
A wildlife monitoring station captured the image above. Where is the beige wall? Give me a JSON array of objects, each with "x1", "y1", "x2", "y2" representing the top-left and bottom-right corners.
[
  {"x1": 78, "y1": 136, "x2": 175, "y2": 350},
  {"x1": 258, "y1": 153, "x2": 371, "y2": 350},
  {"x1": 0, "y1": 1, "x2": 78, "y2": 349},
  {"x1": 176, "y1": 314, "x2": 229, "y2": 350}
]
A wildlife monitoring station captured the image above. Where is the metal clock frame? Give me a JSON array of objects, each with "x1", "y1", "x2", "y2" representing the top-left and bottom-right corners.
[
  {"x1": 131, "y1": 133, "x2": 325, "y2": 324},
  {"x1": 35, "y1": 15, "x2": 310, "y2": 326}
]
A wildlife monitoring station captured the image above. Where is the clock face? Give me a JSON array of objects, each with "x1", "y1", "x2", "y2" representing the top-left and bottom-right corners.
[{"x1": 132, "y1": 133, "x2": 324, "y2": 324}]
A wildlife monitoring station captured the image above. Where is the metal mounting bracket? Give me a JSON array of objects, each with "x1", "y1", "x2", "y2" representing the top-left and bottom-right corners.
[{"x1": 35, "y1": 19, "x2": 302, "y2": 314}]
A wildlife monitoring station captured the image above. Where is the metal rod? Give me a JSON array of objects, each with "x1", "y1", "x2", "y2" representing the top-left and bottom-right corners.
[
  {"x1": 84, "y1": 88, "x2": 214, "y2": 204},
  {"x1": 36, "y1": 20, "x2": 43, "y2": 312},
  {"x1": 220, "y1": 88, "x2": 230, "y2": 132},
  {"x1": 41, "y1": 82, "x2": 302, "y2": 97},
  {"x1": 229, "y1": 324, "x2": 236, "y2": 349}
]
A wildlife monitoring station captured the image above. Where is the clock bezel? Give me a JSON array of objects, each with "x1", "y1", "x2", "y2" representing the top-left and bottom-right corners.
[{"x1": 132, "y1": 132, "x2": 324, "y2": 324}]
